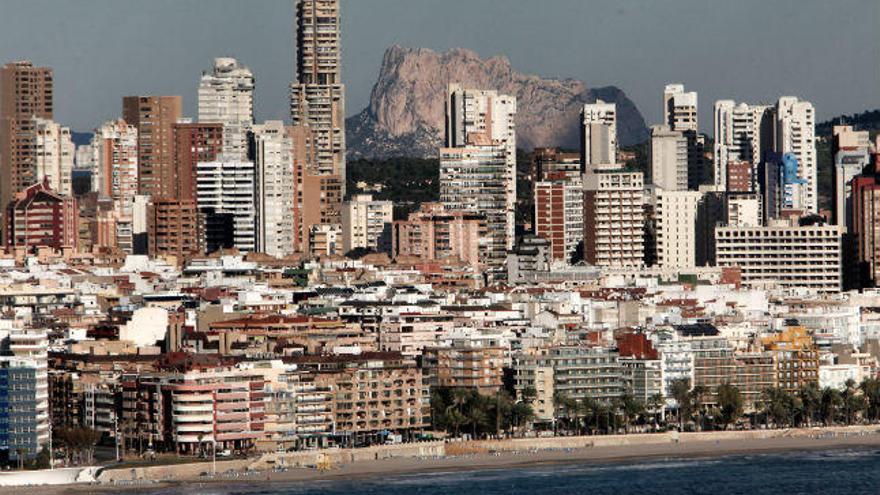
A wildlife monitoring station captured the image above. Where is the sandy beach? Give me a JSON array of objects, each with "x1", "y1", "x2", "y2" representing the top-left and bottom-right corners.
[{"x1": 10, "y1": 427, "x2": 880, "y2": 495}]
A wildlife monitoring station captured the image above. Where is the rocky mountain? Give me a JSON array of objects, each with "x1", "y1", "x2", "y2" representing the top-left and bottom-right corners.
[{"x1": 346, "y1": 46, "x2": 649, "y2": 160}]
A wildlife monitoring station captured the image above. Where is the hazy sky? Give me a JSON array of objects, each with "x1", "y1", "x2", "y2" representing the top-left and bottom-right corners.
[{"x1": 1, "y1": 0, "x2": 877, "y2": 135}]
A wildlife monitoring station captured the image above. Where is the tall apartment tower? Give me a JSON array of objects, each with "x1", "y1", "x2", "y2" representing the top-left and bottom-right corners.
[
  {"x1": 341, "y1": 194, "x2": 393, "y2": 253},
  {"x1": 580, "y1": 100, "x2": 617, "y2": 168},
  {"x1": 122, "y1": 96, "x2": 182, "y2": 198},
  {"x1": 648, "y1": 124, "x2": 688, "y2": 191},
  {"x1": 172, "y1": 122, "x2": 223, "y2": 201},
  {"x1": 713, "y1": 100, "x2": 775, "y2": 191},
  {"x1": 290, "y1": 0, "x2": 346, "y2": 193},
  {"x1": 663, "y1": 84, "x2": 698, "y2": 132},
  {"x1": 775, "y1": 97, "x2": 818, "y2": 214},
  {"x1": 32, "y1": 117, "x2": 73, "y2": 197},
  {"x1": 252, "y1": 121, "x2": 296, "y2": 258},
  {"x1": 441, "y1": 85, "x2": 517, "y2": 270},
  {"x1": 582, "y1": 168, "x2": 645, "y2": 267},
  {"x1": 198, "y1": 57, "x2": 254, "y2": 161},
  {"x1": 91, "y1": 120, "x2": 139, "y2": 203},
  {"x1": 195, "y1": 160, "x2": 256, "y2": 253},
  {"x1": 445, "y1": 84, "x2": 517, "y2": 166},
  {"x1": 0, "y1": 61, "x2": 53, "y2": 241}
]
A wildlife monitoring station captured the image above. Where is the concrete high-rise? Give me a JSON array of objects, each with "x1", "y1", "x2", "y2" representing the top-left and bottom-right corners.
[
  {"x1": 440, "y1": 145, "x2": 513, "y2": 268},
  {"x1": 91, "y1": 119, "x2": 138, "y2": 204},
  {"x1": 195, "y1": 160, "x2": 256, "y2": 253},
  {"x1": 198, "y1": 57, "x2": 254, "y2": 161},
  {"x1": 713, "y1": 101, "x2": 774, "y2": 191},
  {"x1": 663, "y1": 84, "x2": 698, "y2": 132},
  {"x1": 582, "y1": 168, "x2": 645, "y2": 267},
  {"x1": 290, "y1": 0, "x2": 346, "y2": 194},
  {"x1": 648, "y1": 124, "x2": 688, "y2": 191},
  {"x1": 32, "y1": 117, "x2": 73, "y2": 197},
  {"x1": 580, "y1": 100, "x2": 617, "y2": 168},
  {"x1": 252, "y1": 121, "x2": 296, "y2": 258},
  {"x1": 775, "y1": 97, "x2": 817, "y2": 213},
  {"x1": 441, "y1": 85, "x2": 517, "y2": 271},
  {"x1": 341, "y1": 194, "x2": 393, "y2": 253},
  {"x1": 656, "y1": 189, "x2": 703, "y2": 269},
  {"x1": 445, "y1": 84, "x2": 517, "y2": 167},
  {"x1": 122, "y1": 95, "x2": 182, "y2": 199},
  {"x1": 833, "y1": 125, "x2": 871, "y2": 229},
  {"x1": 0, "y1": 61, "x2": 53, "y2": 241}
]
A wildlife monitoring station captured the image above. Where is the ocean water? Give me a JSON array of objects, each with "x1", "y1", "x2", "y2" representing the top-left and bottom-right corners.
[{"x1": 148, "y1": 449, "x2": 880, "y2": 495}]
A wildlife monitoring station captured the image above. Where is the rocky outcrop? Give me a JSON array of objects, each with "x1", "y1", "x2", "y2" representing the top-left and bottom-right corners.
[{"x1": 347, "y1": 46, "x2": 648, "y2": 159}]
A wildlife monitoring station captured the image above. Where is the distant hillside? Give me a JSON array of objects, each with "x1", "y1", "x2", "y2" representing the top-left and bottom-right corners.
[
  {"x1": 346, "y1": 46, "x2": 649, "y2": 160},
  {"x1": 817, "y1": 109, "x2": 880, "y2": 137}
]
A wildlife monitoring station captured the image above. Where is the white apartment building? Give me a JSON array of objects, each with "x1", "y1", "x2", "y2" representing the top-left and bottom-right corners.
[
  {"x1": 445, "y1": 84, "x2": 517, "y2": 167},
  {"x1": 440, "y1": 145, "x2": 514, "y2": 268},
  {"x1": 308, "y1": 223, "x2": 342, "y2": 258},
  {"x1": 583, "y1": 168, "x2": 644, "y2": 267},
  {"x1": 581, "y1": 100, "x2": 617, "y2": 167},
  {"x1": 648, "y1": 330, "x2": 695, "y2": 410},
  {"x1": 649, "y1": 124, "x2": 688, "y2": 191},
  {"x1": 0, "y1": 326, "x2": 50, "y2": 459},
  {"x1": 32, "y1": 117, "x2": 73, "y2": 196},
  {"x1": 712, "y1": 101, "x2": 774, "y2": 191},
  {"x1": 833, "y1": 125, "x2": 872, "y2": 228},
  {"x1": 663, "y1": 84, "x2": 698, "y2": 132},
  {"x1": 198, "y1": 57, "x2": 255, "y2": 161},
  {"x1": 656, "y1": 189, "x2": 703, "y2": 269},
  {"x1": 715, "y1": 221, "x2": 842, "y2": 293},
  {"x1": 91, "y1": 119, "x2": 138, "y2": 209},
  {"x1": 341, "y1": 194, "x2": 393, "y2": 253},
  {"x1": 776, "y1": 97, "x2": 817, "y2": 213},
  {"x1": 252, "y1": 121, "x2": 295, "y2": 258},
  {"x1": 725, "y1": 194, "x2": 762, "y2": 227},
  {"x1": 196, "y1": 161, "x2": 257, "y2": 252}
]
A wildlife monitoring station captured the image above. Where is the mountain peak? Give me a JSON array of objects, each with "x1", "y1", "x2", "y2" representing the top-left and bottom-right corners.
[{"x1": 348, "y1": 46, "x2": 648, "y2": 160}]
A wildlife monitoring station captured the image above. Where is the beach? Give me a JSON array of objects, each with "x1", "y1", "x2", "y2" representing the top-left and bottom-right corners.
[{"x1": 9, "y1": 426, "x2": 880, "y2": 494}]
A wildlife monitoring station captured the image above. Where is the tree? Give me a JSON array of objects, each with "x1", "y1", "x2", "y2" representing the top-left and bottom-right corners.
[
  {"x1": 798, "y1": 383, "x2": 821, "y2": 427},
  {"x1": 670, "y1": 379, "x2": 692, "y2": 430},
  {"x1": 860, "y1": 378, "x2": 880, "y2": 422},
  {"x1": 647, "y1": 393, "x2": 665, "y2": 429},
  {"x1": 820, "y1": 387, "x2": 842, "y2": 426},
  {"x1": 689, "y1": 386, "x2": 708, "y2": 431},
  {"x1": 617, "y1": 393, "x2": 645, "y2": 434},
  {"x1": 716, "y1": 383, "x2": 743, "y2": 430}
]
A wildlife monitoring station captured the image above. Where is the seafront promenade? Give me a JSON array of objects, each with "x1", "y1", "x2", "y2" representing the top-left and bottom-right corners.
[{"x1": 8, "y1": 425, "x2": 879, "y2": 492}]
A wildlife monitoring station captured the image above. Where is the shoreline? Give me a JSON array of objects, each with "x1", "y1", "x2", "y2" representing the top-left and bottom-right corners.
[{"x1": 10, "y1": 427, "x2": 880, "y2": 494}]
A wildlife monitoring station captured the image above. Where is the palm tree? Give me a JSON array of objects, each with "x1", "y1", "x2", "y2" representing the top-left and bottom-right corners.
[
  {"x1": 689, "y1": 386, "x2": 708, "y2": 431},
  {"x1": 716, "y1": 383, "x2": 743, "y2": 430},
  {"x1": 860, "y1": 378, "x2": 880, "y2": 422},
  {"x1": 820, "y1": 387, "x2": 842, "y2": 426},
  {"x1": 670, "y1": 379, "x2": 692, "y2": 430},
  {"x1": 798, "y1": 383, "x2": 821, "y2": 426},
  {"x1": 647, "y1": 393, "x2": 665, "y2": 429}
]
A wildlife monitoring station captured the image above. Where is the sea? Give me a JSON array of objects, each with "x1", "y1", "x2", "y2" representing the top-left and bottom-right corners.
[{"x1": 143, "y1": 448, "x2": 880, "y2": 495}]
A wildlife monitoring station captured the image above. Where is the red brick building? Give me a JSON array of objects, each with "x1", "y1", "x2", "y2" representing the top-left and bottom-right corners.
[{"x1": 5, "y1": 179, "x2": 77, "y2": 249}]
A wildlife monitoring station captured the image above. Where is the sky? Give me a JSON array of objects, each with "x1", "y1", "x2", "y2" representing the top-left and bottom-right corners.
[{"x1": 0, "y1": 0, "x2": 877, "y2": 135}]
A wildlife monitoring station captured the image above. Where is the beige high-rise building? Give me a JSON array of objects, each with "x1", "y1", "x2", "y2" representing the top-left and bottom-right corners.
[
  {"x1": 445, "y1": 84, "x2": 517, "y2": 168},
  {"x1": 122, "y1": 95, "x2": 182, "y2": 199},
  {"x1": 648, "y1": 124, "x2": 688, "y2": 191},
  {"x1": 776, "y1": 96, "x2": 817, "y2": 213},
  {"x1": 0, "y1": 61, "x2": 53, "y2": 242},
  {"x1": 32, "y1": 117, "x2": 73, "y2": 197},
  {"x1": 583, "y1": 168, "x2": 645, "y2": 267},
  {"x1": 341, "y1": 194, "x2": 393, "y2": 253},
  {"x1": 580, "y1": 100, "x2": 617, "y2": 168},
  {"x1": 715, "y1": 220, "x2": 841, "y2": 293},
  {"x1": 656, "y1": 189, "x2": 703, "y2": 269},
  {"x1": 392, "y1": 203, "x2": 486, "y2": 268},
  {"x1": 290, "y1": 0, "x2": 346, "y2": 194}
]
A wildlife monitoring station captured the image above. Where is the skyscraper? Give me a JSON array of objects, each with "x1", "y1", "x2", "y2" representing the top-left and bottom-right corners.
[
  {"x1": 195, "y1": 160, "x2": 256, "y2": 253},
  {"x1": 440, "y1": 85, "x2": 517, "y2": 270},
  {"x1": 252, "y1": 121, "x2": 296, "y2": 258},
  {"x1": 0, "y1": 61, "x2": 54, "y2": 241},
  {"x1": 32, "y1": 117, "x2": 74, "y2": 197},
  {"x1": 122, "y1": 95, "x2": 182, "y2": 198},
  {"x1": 580, "y1": 100, "x2": 617, "y2": 168},
  {"x1": 198, "y1": 57, "x2": 254, "y2": 161},
  {"x1": 172, "y1": 122, "x2": 223, "y2": 201},
  {"x1": 775, "y1": 96, "x2": 817, "y2": 214},
  {"x1": 290, "y1": 0, "x2": 346, "y2": 193}
]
